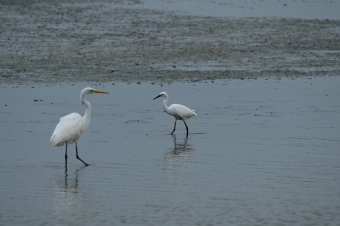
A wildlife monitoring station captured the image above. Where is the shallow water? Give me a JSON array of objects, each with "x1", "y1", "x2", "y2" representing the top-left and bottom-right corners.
[
  {"x1": 1, "y1": 77, "x2": 340, "y2": 225},
  {"x1": 136, "y1": 0, "x2": 340, "y2": 20}
]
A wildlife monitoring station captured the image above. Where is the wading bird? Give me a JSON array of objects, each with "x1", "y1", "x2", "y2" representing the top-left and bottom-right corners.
[
  {"x1": 153, "y1": 92, "x2": 197, "y2": 136},
  {"x1": 50, "y1": 87, "x2": 109, "y2": 171}
]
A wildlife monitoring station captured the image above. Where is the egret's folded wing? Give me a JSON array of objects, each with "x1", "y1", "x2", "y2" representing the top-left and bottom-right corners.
[
  {"x1": 50, "y1": 113, "x2": 83, "y2": 146},
  {"x1": 172, "y1": 104, "x2": 197, "y2": 118}
]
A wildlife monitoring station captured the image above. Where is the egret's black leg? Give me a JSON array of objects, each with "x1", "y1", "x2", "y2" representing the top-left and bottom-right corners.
[
  {"x1": 65, "y1": 144, "x2": 68, "y2": 173},
  {"x1": 75, "y1": 144, "x2": 89, "y2": 166},
  {"x1": 171, "y1": 120, "x2": 177, "y2": 134},
  {"x1": 183, "y1": 120, "x2": 189, "y2": 136}
]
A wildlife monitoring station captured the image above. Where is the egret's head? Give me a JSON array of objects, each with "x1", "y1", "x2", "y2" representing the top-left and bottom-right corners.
[
  {"x1": 153, "y1": 91, "x2": 168, "y2": 100},
  {"x1": 82, "y1": 87, "x2": 109, "y2": 95},
  {"x1": 80, "y1": 88, "x2": 109, "y2": 104}
]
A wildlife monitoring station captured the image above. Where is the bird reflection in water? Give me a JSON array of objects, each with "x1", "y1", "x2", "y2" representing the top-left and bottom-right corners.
[
  {"x1": 52, "y1": 168, "x2": 87, "y2": 218},
  {"x1": 64, "y1": 169, "x2": 79, "y2": 192},
  {"x1": 163, "y1": 134, "x2": 195, "y2": 170}
]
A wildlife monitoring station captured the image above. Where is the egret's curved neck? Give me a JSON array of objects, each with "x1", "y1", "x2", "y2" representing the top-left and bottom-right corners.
[
  {"x1": 163, "y1": 96, "x2": 170, "y2": 113},
  {"x1": 81, "y1": 93, "x2": 91, "y2": 131}
]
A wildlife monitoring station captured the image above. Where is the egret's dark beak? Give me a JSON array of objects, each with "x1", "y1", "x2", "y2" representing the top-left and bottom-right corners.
[{"x1": 153, "y1": 94, "x2": 162, "y2": 100}]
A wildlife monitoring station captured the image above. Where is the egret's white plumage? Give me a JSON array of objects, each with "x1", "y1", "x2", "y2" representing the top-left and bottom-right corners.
[
  {"x1": 50, "y1": 87, "x2": 108, "y2": 171},
  {"x1": 50, "y1": 113, "x2": 84, "y2": 146},
  {"x1": 153, "y1": 92, "x2": 197, "y2": 135}
]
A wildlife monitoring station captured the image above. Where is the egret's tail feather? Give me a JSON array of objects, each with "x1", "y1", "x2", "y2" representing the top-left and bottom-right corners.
[
  {"x1": 50, "y1": 135, "x2": 57, "y2": 146},
  {"x1": 192, "y1": 109, "x2": 198, "y2": 115}
]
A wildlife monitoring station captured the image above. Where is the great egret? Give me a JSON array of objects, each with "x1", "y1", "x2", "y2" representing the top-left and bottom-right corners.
[
  {"x1": 153, "y1": 92, "x2": 197, "y2": 136},
  {"x1": 50, "y1": 87, "x2": 109, "y2": 171}
]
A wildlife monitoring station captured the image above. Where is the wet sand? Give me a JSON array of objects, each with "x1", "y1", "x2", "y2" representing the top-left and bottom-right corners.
[{"x1": 0, "y1": 0, "x2": 340, "y2": 84}]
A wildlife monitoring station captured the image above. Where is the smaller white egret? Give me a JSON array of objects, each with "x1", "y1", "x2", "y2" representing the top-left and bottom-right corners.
[
  {"x1": 153, "y1": 92, "x2": 197, "y2": 136},
  {"x1": 50, "y1": 87, "x2": 109, "y2": 171}
]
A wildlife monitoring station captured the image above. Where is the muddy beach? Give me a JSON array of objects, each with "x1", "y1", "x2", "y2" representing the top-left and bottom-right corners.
[
  {"x1": 1, "y1": 1, "x2": 340, "y2": 225},
  {"x1": 1, "y1": 0, "x2": 340, "y2": 84}
]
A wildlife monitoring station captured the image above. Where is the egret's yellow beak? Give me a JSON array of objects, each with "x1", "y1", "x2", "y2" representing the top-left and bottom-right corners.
[{"x1": 93, "y1": 89, "x2": 109, "y2": 94}]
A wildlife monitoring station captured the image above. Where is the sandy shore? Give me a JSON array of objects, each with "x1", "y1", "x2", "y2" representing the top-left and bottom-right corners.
[{"x1": 1, "y1": 0, "x2": 339, "y2": 84}]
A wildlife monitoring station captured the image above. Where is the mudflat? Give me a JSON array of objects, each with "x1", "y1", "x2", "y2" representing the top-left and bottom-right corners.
[
  {"x1": 1, "y1": 0, "x2": 339, "y2": 84},
  {"x1": 1, "y1": 1, "x2": 340, "y2": 225}
]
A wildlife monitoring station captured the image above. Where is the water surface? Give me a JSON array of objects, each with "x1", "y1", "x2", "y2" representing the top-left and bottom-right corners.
[{"x1": 1, "y1": 77, "x2": 339, "y2": 225}]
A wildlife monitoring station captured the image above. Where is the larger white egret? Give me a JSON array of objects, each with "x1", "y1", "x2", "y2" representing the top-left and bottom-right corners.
[
  {"x1": 153, "y1": 92, "x2": 197, "y2": 136},
  {"x1": 50, "y1": 87, "x2": 109, "y2": 171}
]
